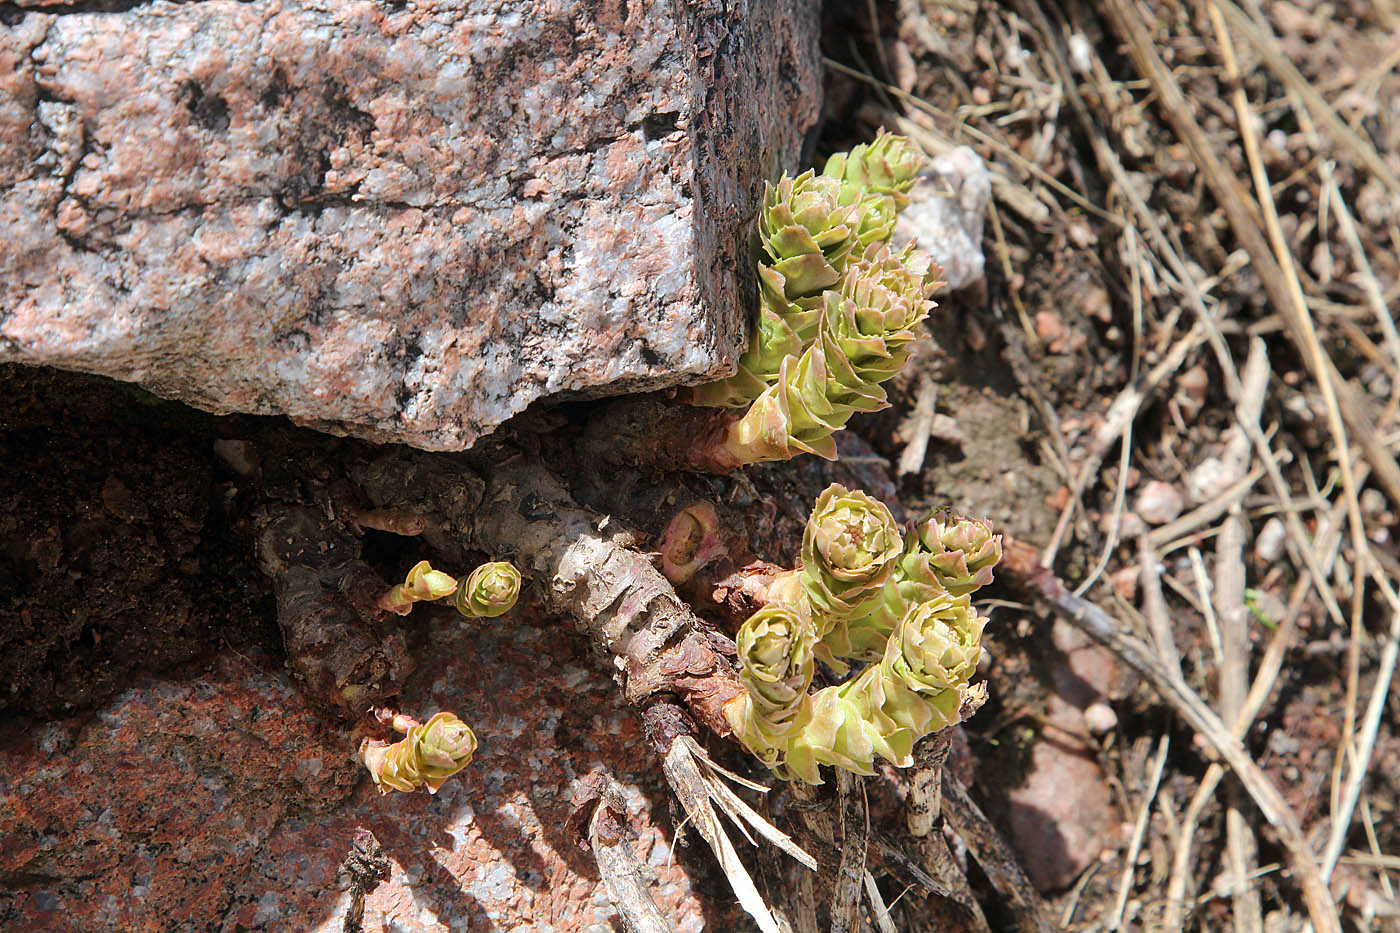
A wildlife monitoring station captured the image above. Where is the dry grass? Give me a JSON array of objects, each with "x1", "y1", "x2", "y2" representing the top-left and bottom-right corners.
[{"x1": 825, "y1": 0, "x2": 1400, "y2": 928}]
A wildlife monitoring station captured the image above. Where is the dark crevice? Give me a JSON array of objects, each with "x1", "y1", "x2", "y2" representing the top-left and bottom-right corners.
[
  {"x1": 639, "y1": 109, "x2": 681, "y2": 141},
  {"x1": 0, "y1": 0, "x2": 212, "y2": 17},
  {"x1": 182, "y1": 80, "x2": 230, "y2": 133}
]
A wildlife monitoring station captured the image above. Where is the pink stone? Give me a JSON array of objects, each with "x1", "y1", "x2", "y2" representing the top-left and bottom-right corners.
[
  {"x1": 1134, "y1": 479, "x2": 1185, "y2": 525},
  {"x1": 0, "y1": 613, "x2": 732, "y2": 930},
  {"x1": 0, "y1": 0, "x2": 822, "y2": 451}
]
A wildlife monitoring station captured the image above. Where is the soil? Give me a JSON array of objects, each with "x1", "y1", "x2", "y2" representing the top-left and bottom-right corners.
[
  {"x1": 0, "y1": 365, "x2": 278, "y2": 718},
  {"x1": 3, "y1": 0, "x2": 1400, "y2": 929}
]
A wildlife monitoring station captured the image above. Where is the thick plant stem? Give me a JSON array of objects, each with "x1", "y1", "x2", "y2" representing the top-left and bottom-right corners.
[
  {"x1": 578, "y1": 395, "x2": 747, "y2": 474},
  {"x1": 352, "y1": 451, "x2": 743, "y2": 740},
  {"x1": 254, "y1": 503, "x2": 411, "y2": 720}
]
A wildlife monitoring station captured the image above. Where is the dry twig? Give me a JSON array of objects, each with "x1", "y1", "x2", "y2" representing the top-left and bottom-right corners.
[{"x1": 1000, "y1": 539, "x2": 1341, "y2": 932}]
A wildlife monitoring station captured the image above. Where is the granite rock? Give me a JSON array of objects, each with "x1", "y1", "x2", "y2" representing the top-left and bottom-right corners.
[
  {"x1": 0, "y1": 608, "x2": 735, "y2": 931},
  {"x1": 0, "y1": 0, "x2": 822, "y2": 451}
]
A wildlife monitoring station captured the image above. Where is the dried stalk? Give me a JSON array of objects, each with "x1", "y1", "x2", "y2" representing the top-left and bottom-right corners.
[
  {"x1": 1097, "y1": 0, "x2": 1400, "y2": 514},
  {"x1": 575, "y1": 772, "x2": 675, "y2": 933},
  {"x1": 940, "y1": 772, "x2": 1053, "y2": 933},
  {"x1": 831, "y1": 771, "x2": 870, "y2": 933},
  {"x1": 1000, "y1": 539, "x2": 1341, "y2": 933}
]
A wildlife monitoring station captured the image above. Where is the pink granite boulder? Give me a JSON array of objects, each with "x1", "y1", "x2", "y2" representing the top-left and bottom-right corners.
[
  {"x1": 0, "y1": 0, "x2": 822, "y2": 450},
  {"x1": 0, "y1": 611, "x2": 736, "y2": 930}
]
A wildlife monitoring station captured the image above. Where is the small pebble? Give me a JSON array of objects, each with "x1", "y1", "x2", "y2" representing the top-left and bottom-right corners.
[
  {"x1": 1254, "y1": 517, "x2": 1286, "y2": 563},
  {"x1": 1110, "y1": 566, "x2": 1138, "y2": 600},
  {"x1": 1035, "y1": 310, "x2": 1069, "y2": 353},
  {"x1": 1109, "y1": 510, "x2": 1146, "y2": 539},
  {"x1": 1067, "y1": 33, "x2": 1093, "y2": 73},
  {"x1": 1083, "y1": 285, "x2": 1112, "y2": 323},
  {"x1": 1175, "y1": 364, "x2": 1209, "y2": 420},
  {"x1": 1135, "y1": 480, "x2": 1184, "y2": 525},
  {"x1": 1359, "y1": 487, "x2": 1386, "y2": 518},
  {"x1": 1187, "y1": 456, "x2": 1241, "y2": 503},
  {"x1": 1083, "y1": 702, "x2": 1118, "y2": 735}
]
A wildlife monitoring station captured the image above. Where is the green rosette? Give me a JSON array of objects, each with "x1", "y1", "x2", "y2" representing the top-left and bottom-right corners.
[
  {"x1": 759, "y1": 170, "x2": 862, "y2": 298},
  {"x1": 363, "y1": 712, "x2": 479, "y2": 794},
  {"x1": 882, "y1": 594, "x2": 985, "y2": 696},
  {"x1": 780, "y1": 595, "x2": 987, "y2": 784},
  {"x1": 724, "y1": 605, "x2": 816, "y2": 770},
  {"x1": 840, "y1": 512, "x2": 1002, "y2": 657},
  {"x1": 822, "y1": 243, "x2": 937, "y2": 389},
  {"x1": 453, "y1": 561, "x2": 522, "y2": 618},
  {"x1": 907, "y1": 513, "x2": 1003, "y2": 597},
  {"x1": 799, "y1": 484, "x2": 902, "y2": 626},
  {"x1": 822, "y1": 130, "x2": 923, "y2": 212}
]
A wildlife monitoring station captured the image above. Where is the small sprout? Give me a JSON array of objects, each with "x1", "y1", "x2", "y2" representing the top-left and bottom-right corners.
[
  {"x1": 453, "y1": 560, "x2": 522, "y2": 618},
  {"x1": 659, "y1": 502, "x2": 726, "y2": 584},
  {"x1": 800, "y1": 484, "x2": 902, "y2": 624},
  {"x1": 360, "y1": 711, "x2": 478, "y2": 794},
  {"x1": 883, "y1": 594, "x2": 986, "y2": 696},
  {"x1": 724, "y1": 605, "x2": 816, "y2": 770},
  {"x1": 821, "y1": 243, "x2": 938, "y2": 389},
  {"x1": 910, "y1": 513, "x2": 1003, "y2": 597},
  {"x1": 379, "y1": 559, "x2": 458, "y2": 615}
]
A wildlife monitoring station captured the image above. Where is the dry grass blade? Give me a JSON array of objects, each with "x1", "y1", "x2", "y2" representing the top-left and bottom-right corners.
[
  {"x1": 1138, "y1": 533, "x2": 1182, "y2": 677},
  {"x1": 661, "y1": 738, "x2": 783, "y2": 933},
  {"x1": 863, "y1": 871, "x2": 899, "y2": 933},
  {"x1": 1322, "y1": 599, "x2": 1400, "y2": 879},
  {"x1": 1212, "y1": 0, "x2": 1400, "y2": 196},
  {"x1": 1162, "y1": 573, "x2": 1313, "y2": 928},
  {"x1": 1324, "y1": 174, "x2": 1400, "y2": 373},
  {"x1": 1097, "y1": 0, "x2": 1400, "y2": 513},
  {"x1": 1109, "y1": 734, "x2": 1170, "y2": 930},
  {"x1": 1212, "y1": 342, "x2": 1268, "y2": 933},
  {"x1": 686, "y1": 741, "x2": 818, "y2": 870},
  {"x1": 1001, "y1": 539, "x2": 1341, "y2": 933}
]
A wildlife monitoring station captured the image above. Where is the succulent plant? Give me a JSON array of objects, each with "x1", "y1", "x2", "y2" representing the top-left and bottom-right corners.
[
  {"x1": 800, "y1": 484, "x2": 902, "y2": 625},
  {"x1": 380, "y1": 559, "x2": 459, "y2": 615},
  {"x1": 715, "y1": 246, "x2": 940, "y2": 467},
  {"x1": 361, "y1": 711, "x2": 478, "y2": 794},
  {"x1": 836, "y1": 512, "x2": 1003, "y2": 660},
  {"x1": 686, "y1": 131, "x2": 946, "y2": 469},
  {"x1": 822, "y1": 130, "x2": 923, "y2": 211},
  {"x1": 725, "y1": 605, "x2": 816, "y2": 769},
  {"x1": 883, "y1": 594, "x2": 985, "y2": 697},
  {"x1": 759, "y1": 170, "x2": 863, "y2": 298},
  {"x1": 687, "y1": 265, "x2": 821, "y2": 409},
  {"x1": 908, "y1": 513, "x2": 1003, "y2": 597},
  {"x1": 822, "y1": 243, "x2": 938, "y2": 388},
  {"x1": 454, "y1": 560, "x2": 522, "y2": 618},
  {"x1": 781, "y1": 595, "x2": 988, "y2": 784}
]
